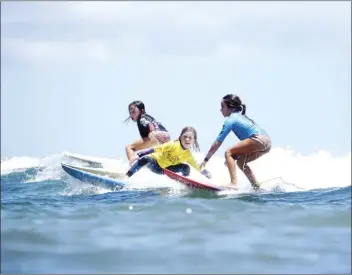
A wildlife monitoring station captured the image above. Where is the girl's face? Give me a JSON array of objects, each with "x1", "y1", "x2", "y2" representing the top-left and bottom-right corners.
[
  {"x1": 220, "y1": 100, "x2": 232, "y2": 117},
  {"x1": 129, "y1": 105, "x2": 142, "y2": 121},
  {"x1": 180, "y1": 130, "x2": 195, "y2": 149}
]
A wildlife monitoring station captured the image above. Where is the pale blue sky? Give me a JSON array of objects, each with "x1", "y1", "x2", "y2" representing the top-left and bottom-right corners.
[{"x1": 1, "y1": 1, "x2": 351, "y2": 159}]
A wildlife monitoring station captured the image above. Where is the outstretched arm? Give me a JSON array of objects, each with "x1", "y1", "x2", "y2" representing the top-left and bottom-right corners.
[
  {"x1": 137, "y1": 147, "x2": 155, "y2": 157},
  {"x1": 136, "y1": 140, "x2": 173, "y2": 158},
  {"x1": 185, "y1": 154, "x2": 212, "y2": 179},
  {"x1": 204, "y1": 141, "x2": 222, "y2": 162},
  {"x1": 200, "y1": 119, "x2": 232, "y2": 169},
  {"x1": 200, "y1": 141, "x2": 222, "y2": 170},
  {"x1": 128, "y1": 147, "x2": 155, "y2": 166}
]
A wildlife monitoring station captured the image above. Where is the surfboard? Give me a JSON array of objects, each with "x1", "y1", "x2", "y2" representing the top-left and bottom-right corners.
[
  {"x1": 61, "y1": 163, "x2": 126, "y2": 188},
  {"x1": 163, "y1": 169, "x2": 227, "y2": 192},
  {"x1": 61, "y1": 163, "x2": 127, "y2": 180},
  {"x1": 63, "y1": 152, "x2": 104, "y2": 168}
]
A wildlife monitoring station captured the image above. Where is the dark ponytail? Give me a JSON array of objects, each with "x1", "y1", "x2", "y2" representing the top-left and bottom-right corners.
[
  {"x1": 241, "y1": 104, "x2": 246, "y2": 115},
  {"x1": 223, "y1": 94, "x2": 246, "y2": 114}
]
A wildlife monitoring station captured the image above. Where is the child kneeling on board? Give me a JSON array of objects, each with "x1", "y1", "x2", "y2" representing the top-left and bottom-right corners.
[{"x1": 126, "y1": 126, "x2": 211, "y2": 179}]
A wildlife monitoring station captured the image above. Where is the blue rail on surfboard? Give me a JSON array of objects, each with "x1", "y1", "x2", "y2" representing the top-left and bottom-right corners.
[{"x1": 61, "y1": 163, "x2": 126, "y2": 188}]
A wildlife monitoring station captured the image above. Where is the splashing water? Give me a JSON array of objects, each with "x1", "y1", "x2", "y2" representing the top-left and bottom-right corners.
[{"x1": 1, "y1": 147, "x2": 350, "y2": 195}]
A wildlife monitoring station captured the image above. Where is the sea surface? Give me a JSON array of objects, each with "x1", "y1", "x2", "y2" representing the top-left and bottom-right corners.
[{"x1": 1, "y1": 151, "x2": 351, "y2": 274}]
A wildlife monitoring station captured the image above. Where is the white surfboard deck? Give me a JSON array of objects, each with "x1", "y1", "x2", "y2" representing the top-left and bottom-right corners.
[
  {"x1": 61, "y1": 162, "x2": 127, "y2": 180},
  {"x1": 62, "y1": 152, "x2": 110, "y2": 168}
]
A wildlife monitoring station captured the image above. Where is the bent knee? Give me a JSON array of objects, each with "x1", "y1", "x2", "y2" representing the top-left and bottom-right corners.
[
  {"x1": 125, "y1": 144, "x2": 136, "y2": 151},
  {"x1": 225, "y1": 150, "x2": 233, "y2": 158},
  {"x1": 236, "y1": 158, "x2": 246, "y2": 169},
  {"x1": 183, "y1": 165, "x2": 190, "y2": 176},
  {"x1": 225, "y1": 150, "x2": 241, "y2": 161},
  {"x1": 138, "y1": 156, "x2": 150, "y2": 166}
]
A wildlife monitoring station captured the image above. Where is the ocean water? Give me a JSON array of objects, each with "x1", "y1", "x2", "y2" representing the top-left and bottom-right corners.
[{"x1": 1, "y1": 148, "x2": 351, "y2": 274}]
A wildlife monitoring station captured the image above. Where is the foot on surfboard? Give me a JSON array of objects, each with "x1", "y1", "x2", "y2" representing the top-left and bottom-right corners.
[{"x1": 251, "y1": 182, "x2": 261, "y2": 191}]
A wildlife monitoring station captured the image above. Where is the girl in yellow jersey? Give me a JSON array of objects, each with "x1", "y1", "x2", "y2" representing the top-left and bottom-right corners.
[{"x1": 126, "y1": 127, "x2": 211, "y2": 179}]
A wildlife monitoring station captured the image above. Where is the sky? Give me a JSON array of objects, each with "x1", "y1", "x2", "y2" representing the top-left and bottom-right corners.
[{"x1": 1, "y1": 1, "x2": 351, "y2": 160}]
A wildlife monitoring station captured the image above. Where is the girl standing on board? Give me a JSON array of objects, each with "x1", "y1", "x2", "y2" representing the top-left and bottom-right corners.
[
  {"x1": 125, "y1": 100, "x2": 170, "y2": 166},
  {"x1": 199, "y1": 94, "x2": 271, "y2": 190},
  {"x1": 126, "y1": 126, "x2": 211, "y2": 179}
]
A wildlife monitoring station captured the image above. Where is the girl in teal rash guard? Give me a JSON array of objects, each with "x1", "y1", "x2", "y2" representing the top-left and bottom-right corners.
[{"x1": 200, "y1": 94, "x2": 272, "y2": 190}]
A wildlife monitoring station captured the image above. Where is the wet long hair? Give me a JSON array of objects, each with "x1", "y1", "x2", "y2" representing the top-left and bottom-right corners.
[
  {"x1": 124, "y1": 100, "x2": 147, "y2": 123},
  {"x1": 222, "y1": 94, "x2": 246, "y2": 115},
  {"x1": 178, "y1": 126, "x2": 200, "y2": 152}
]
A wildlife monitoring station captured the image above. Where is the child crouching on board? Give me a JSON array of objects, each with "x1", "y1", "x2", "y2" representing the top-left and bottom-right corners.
[
  {"x1": 126, "y1": 126, "x2": 211, "y2": 179},
  {"x1": 125, "y1": 100, "x2": 171, "y2": 167},
  {"x1": 199, "y1": 94, "x2": 272, "y2": 190}
]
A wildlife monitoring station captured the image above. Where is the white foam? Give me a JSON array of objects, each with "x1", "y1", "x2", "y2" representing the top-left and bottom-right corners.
[
  {"x1": 59, "y1": 178, "x2": 113, "y2": 196},
  {"x1": 1, "y1": 148, "x2": 350, "y2": 194},
  {"x1": 1, "y1": 154, "x2": 61, "y2": 175}
]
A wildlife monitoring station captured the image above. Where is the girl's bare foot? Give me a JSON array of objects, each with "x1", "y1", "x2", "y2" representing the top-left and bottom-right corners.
[{"x1": 251, "y1": 182, "x2": 261, "y2": 191}]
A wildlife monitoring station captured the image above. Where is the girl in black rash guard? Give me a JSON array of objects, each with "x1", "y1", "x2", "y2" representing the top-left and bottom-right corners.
[{"x1": 125, "y1": 100, "x2": 170, "y2": 166}]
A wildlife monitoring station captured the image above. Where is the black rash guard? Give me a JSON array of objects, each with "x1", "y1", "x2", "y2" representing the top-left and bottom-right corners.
[{"x1": 137, "y1": 114, "x2": 168, "y2": 138}]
